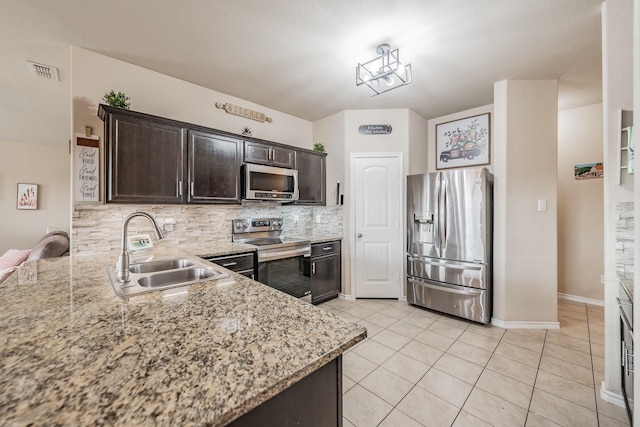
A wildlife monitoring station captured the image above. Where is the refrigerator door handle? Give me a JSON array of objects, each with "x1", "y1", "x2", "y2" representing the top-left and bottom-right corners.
[
  {"x1": 408, "y1": 277, "x2": 483, "y2": 296},
  {"x1": 407, "y1": 256, "x2": 483, "y2": 270}
]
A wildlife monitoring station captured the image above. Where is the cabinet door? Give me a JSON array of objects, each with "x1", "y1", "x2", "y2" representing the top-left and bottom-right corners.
[
  {"x1": 244, "y1": 141, "x2": 272, "y2": 165},
  {"x1": 295, "y1": 150, "x2": 326, "y2": 205},
  {"x1": 271, "y1": 146, "x2": 295, "y2": 168},
  {"x1": 188, "y1": 131, "x2": 241, "y2": 204},
  {"x1": 312, "y1": 253, "x2": 341, "y2": 304},
  {"x1": 245, "y1": 141, "x2": 295, "y2": 168},
  {"x1": 106, "y1": 112, "x2": 185, "y2": 203}
]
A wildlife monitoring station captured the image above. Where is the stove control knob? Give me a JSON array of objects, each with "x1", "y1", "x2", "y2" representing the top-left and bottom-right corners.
[{"x1": 242, "y1": 222, "x2": 248, "y2": 228}]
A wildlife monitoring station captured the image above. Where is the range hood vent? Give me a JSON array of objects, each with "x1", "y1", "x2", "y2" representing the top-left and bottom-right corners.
[{"x1": 27, "y1": 61, "x2": 59, "y2": 81}]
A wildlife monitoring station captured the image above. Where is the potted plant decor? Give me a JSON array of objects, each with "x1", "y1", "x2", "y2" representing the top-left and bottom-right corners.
[
  {"x1": 103, "y1": 90, "x2": 131, "y2": 109},
  {"x1": 313, "y1": 143, "x2": 325, "y2": 152}
]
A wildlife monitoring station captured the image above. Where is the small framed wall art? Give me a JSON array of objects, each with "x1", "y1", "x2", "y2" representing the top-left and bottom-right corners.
[
  {"x1": 17, "y1": 183, "x2": 38, "y2": 210},
  {"x1": 436, "y1": 113, "x2": 491, "y2": 170}
]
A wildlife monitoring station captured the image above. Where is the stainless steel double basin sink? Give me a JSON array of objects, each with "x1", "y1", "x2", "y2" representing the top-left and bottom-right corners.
[{"x1": 107, "y1": 255, "x2": 231, "y2": 298}]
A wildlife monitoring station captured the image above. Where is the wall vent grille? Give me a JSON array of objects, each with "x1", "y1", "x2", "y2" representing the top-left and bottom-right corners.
[{"x1": 27, "y1": 61, "x2": 59, "y2": 81}]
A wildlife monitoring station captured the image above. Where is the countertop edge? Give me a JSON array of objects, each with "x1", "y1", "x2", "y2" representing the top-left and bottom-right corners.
[{"x1": 220, "y1": 329, "x2": 366, "y2": 426}]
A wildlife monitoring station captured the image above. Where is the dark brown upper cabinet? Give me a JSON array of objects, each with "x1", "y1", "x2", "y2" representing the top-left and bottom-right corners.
[
  {"x1": 294, "y1": 150, "x2": 326, "y2": 205},
  {"x1": 101, "y1": 105, "x2": 186, "y2": 204},
  {"x1": 99, "y1": 104, "x2": 242, "y2": 205},
  {"x1": 188, "y1": 130, "x2": 242, "y2": 204},
  {"x1": 245, "y1": 140, "x2": 295, "y2": 168},
  {"x1": 99, "y1": 104, "x2": 325, "y2": 206}
]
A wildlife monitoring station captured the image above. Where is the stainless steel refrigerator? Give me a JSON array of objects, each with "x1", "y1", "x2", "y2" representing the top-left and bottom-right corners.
[{"x1": 406, "y1": 168, "x2": 493, "y2": 324}]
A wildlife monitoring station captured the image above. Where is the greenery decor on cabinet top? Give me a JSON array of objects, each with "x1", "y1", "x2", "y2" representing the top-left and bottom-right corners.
[
  {"x1": 313, "y1": 143, "x2": 325, "y2": 152},
  {"x1": 103, "y1": 90, "x2": 131, "y2": 109}
]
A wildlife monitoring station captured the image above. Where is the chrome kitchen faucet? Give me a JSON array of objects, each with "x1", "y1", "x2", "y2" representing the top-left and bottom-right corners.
[{"x1": 116, "y1": 212, "x2": 164, "y2": 283}]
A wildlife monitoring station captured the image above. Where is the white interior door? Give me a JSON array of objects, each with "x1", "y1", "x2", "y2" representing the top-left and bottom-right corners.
[{"x1": 352, "y1": 154, "x2": 402, "y2": 298}]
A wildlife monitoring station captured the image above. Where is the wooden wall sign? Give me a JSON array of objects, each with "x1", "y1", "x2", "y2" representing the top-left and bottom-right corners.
[
  {"x1": 75, "y1": 135, "x2": 99, "y2": 202},
  {"x1": 358, "y1": 124, "x2": 392, "y2": 135},
  {"x1": 215, "y1": 102, "x2": 273, "y2": 123}
]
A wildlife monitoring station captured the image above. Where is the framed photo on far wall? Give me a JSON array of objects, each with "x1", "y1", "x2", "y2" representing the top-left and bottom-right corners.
[
  {"x1": 17, "y1": 183, "x2": 38, "y2": 210},
  {"x1": 436, "y1": 113, "x2": 491, "y2": 170}
]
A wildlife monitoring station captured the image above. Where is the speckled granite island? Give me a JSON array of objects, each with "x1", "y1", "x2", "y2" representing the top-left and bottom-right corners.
[{"x1": 0, "y1": 243, "x2": 365, "y2": 426}]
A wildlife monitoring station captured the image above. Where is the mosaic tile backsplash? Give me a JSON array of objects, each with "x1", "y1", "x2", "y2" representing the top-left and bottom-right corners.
[
  {"x1": 72, "y1": 203, "x2": 343, "y2": 256},
  {"x1": 616, "y1": 202, "x2": 634, "y2": 275}
]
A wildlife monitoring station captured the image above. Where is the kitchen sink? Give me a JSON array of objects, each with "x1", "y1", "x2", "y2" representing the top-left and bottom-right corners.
[
  {"x1": 107, "y1": 255, "x2": 232, "y2": 298},
  {"x1": 129, "y1": 258, "x2": 194, "y2": 274},
  {"x1": 137, "y1": 267, "x2": 216, "y2": 288}
]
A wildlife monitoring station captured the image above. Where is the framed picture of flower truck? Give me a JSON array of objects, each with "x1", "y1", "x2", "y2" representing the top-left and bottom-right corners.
[{"x1": 436, "y1": 113, "x2": 491, "y2": 170}]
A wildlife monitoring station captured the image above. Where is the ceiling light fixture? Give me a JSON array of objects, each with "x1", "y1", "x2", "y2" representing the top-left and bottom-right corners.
[{"x1": 356, "y1": 44, "x2": 412, "y2": 96}]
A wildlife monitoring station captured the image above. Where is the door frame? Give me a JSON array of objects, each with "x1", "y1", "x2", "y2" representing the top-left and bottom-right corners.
[{"x1": 349, "y1": 152, "x2": 404, "y2": 300}]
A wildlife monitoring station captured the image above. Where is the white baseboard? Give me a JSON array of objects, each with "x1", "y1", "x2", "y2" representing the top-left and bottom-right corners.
[
  {"x1": 600, "y1": 381, "x2": 626, "y2": 408},
  {"x1": 491, "y1": 318, "x2": 560, "y2": 329},
  {"x1": 339, "y1": 293, "x2": 355, "y2": 301},
  {"x1": 558, "y1": 293, "x2": 604, "y2": 307}
]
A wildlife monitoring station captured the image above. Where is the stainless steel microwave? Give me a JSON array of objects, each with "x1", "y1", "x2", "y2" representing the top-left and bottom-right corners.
[{"x1": 243, "y1": 163, "x2": 299, "y2": 202}]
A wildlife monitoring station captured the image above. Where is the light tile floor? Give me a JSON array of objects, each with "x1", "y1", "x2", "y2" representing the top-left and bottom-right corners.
[{"x1": 318, "y1": 298, "x2": 630, "y2": 427}]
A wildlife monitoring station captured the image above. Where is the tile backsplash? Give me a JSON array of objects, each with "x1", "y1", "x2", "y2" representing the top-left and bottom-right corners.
[
  {"x1": 616, "y1": 202, "x2": 634, "y2": 275},
  {"x1": 72, "y1": 203, "x2": 343, "y2": 255}
]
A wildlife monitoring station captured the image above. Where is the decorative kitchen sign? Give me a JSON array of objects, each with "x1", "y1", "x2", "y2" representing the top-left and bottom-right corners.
[
  {"x1": 215, "y1": 102, "x2": 273, "y2": 123},
  {"x1": 75, "y1": 135, "x2": 99, "y2": 202},
  {"x1": 436, "y1": 113, "x2": 490, "y2": 170},
  {"x1": 358, "y1": 124, "x2": 392, "y2": 135}
]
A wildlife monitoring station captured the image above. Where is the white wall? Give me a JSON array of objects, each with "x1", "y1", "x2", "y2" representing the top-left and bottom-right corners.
[
  {"x1": 408, "y1": 110, "x2": 429, "y2": 175},
  {"x1": 601, "y1": 0, "x2": 634, "y2": 400},
  {"x1": 634, "y1": 0, "x2": 640, "y2": 418},
  {"x1": 0, "y1": 140, "x2": 70, "y2": 253},
  {"x1": 557, "y1": 103, "x2": 604, "y2": 302},
  {"x1": 493, "y1": 80, "x2": 559, "y2": 326},
  {"x1": 313, "y1": 111, "x2": 346, "y2": 206}
]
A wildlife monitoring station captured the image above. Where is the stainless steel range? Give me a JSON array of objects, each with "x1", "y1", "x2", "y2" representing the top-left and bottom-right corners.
[{"x1": 232, "y1": 217, "x2": 312, "y2": 302}]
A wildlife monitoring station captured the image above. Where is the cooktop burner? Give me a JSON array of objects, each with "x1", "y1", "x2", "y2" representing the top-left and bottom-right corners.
[{"x1": 231, "y1": 218, "x2": 310, "y2": 253}]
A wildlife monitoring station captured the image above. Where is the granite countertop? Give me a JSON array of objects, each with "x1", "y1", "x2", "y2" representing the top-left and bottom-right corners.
[{"x1": 0, "y1": 245, "x2": 365, "y2": 426}]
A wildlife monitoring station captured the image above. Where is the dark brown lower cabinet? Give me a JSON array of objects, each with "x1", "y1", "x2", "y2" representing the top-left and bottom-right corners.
[
  {"x1": 311, "y1": 241, "x2": 341, "y2": 304},
  {"x1": 228, "y1": 356, "x2": 342, "y2": 427}
]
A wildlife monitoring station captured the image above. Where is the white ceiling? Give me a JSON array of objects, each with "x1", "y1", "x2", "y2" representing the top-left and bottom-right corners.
[{"x1": 1, "y1": 0, "x2": 603, "y2": 145}]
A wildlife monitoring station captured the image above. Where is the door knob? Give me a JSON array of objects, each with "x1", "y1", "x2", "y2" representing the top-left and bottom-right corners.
[{"x1": 357, "y1": 233, "x2": 363, "y2": 238}]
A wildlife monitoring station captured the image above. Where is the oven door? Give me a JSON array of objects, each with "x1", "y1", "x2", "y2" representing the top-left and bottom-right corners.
[{"x1": 257, "y1": 255, "x2": 312, "y2": 303}]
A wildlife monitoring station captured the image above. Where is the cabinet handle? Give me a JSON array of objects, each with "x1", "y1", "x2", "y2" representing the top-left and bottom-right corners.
[
  {"x1": 222, "y1": 262, "x2": 237, "y2": 267},
  {"x1": 624, "y1": 343, "x2": 634, "y2": 375},
  {"x1": 323, "y1": 246, "x2": 332, "y2": 251},
  {"x1": 312, "y1": 262, "x2": 316, "y2": 274},
  {"x1": 269, "y1": 147, "x2": 273, "y2": 161},
  {"x1": 178, "y1": 180, "x2": 183, "y2": 196},
  {"x1": 190, "y1": 182, "x2": 194, "y2": 196}
]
